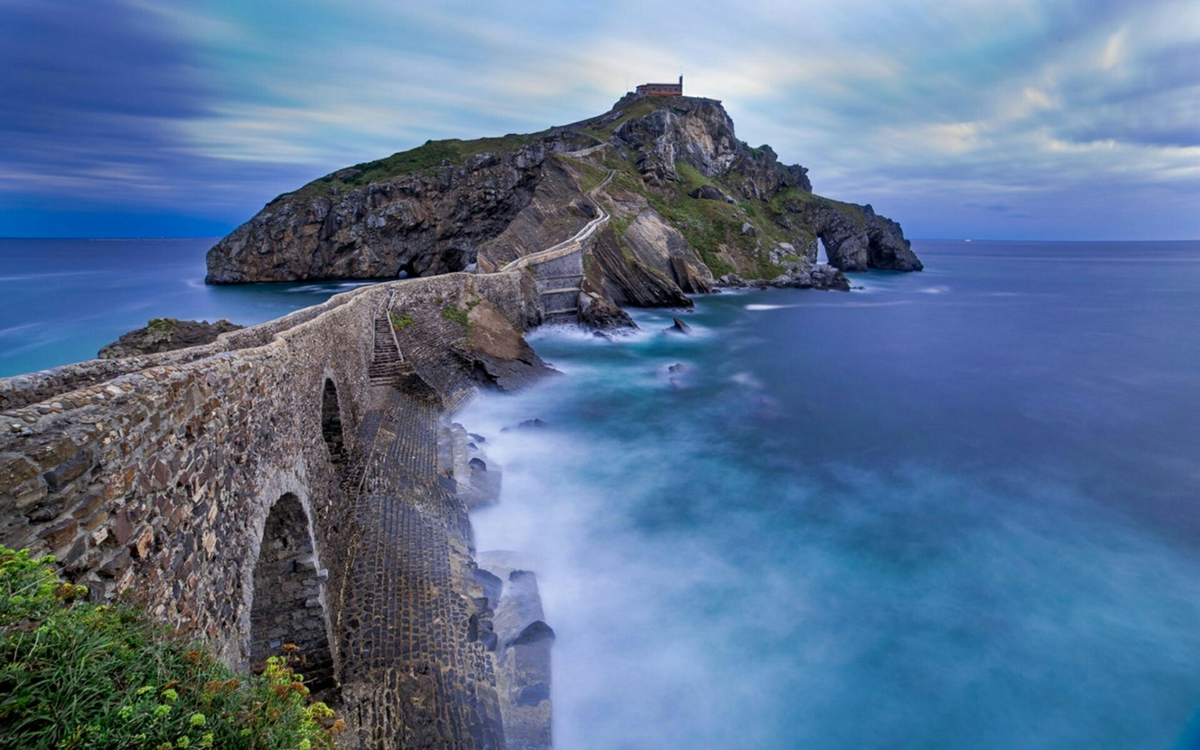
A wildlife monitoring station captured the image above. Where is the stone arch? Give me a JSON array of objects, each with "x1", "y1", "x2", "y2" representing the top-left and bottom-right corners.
[
  {"x1": 321, "y1": 378, "x2": 347, "y2": 471},
  {"x1": 249, "y1": 493, "x2": 335, "y2": 691}
]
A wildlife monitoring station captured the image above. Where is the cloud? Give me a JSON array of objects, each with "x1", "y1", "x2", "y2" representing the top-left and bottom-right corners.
[
  {"x1": 1, "y1": 0, "x2": 1197, "y2": 238},
  {"x1": 0, "y1": 0, "x2": 217, "y2": 208}
]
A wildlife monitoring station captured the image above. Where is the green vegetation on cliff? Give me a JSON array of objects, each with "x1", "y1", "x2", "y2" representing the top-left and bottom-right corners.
[
  {"x1": 0, "y1": 547, "x2": 343, "y2": 750},
  {"x1": 290, "y1": 133, "x2": 542, "y2": 201}
]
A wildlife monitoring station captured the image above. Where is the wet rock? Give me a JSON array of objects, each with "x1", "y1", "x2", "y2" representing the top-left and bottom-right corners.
[
  {"x1": 579, "y1": 292, "x2": 637, "y2": 331},
  {"x1": 665, "y1": 318, "x2": 692, "y2": 335},
  {"x1": 501, "y1": 418, "x2": 548, "y2": 434},
  {"x1": 477, "y1": 552, "x2": 554, "y2": 750},
  {"x1": 768, "y1": 260, "x2": 851, "y2": 291}
]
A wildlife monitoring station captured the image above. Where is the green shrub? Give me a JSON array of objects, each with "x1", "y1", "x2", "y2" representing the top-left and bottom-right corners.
[{"x1": 0, "y1": 547, "x2": 343, "y2": 750}]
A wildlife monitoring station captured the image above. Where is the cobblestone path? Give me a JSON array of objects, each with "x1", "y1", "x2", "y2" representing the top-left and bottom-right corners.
[{"x1": 336, "y1": 379, "x2": 502, "y2": 749}]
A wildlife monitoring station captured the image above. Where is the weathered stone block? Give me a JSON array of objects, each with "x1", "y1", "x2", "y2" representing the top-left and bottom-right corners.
[
  {"x1": 128, "y1": 525, "x2": 154, "y2": 559},
  {"x1": 28, "y1": 436, "x2": 78, "y2": 469},
  {"x1": 98, "y1": 549, "x2": 133, "y2": 578},
  {"x1": 43, "y1": 450, "x2": 90, "y2": 492},
  {"x1": 0, "y1": 452, "x2": 39, "y2": 491},
  {"x1": 111, "y1": 508, "x2": 133, "y2": 545},
  {"x1": 38, "y1": 517, "x2": 79, "y2": 552}
]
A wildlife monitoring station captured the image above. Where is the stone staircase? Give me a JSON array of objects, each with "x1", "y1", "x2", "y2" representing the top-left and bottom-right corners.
[
  {"x1": 537, "y1": 270, "x2": 584, "y2": 321},
  {"x1": 368, "y1": 315, "x2": 408, "y2": 386},
  {"x1": 369, "y1": 313, "x2": 445, "y2": 407}
]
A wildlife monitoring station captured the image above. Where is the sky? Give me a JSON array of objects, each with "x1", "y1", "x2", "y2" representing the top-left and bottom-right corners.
[{"x1": 1, "y1": 0, "x2": 1197, "y2": 240}]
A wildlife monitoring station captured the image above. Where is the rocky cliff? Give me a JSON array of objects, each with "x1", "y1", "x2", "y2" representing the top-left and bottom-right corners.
[{"x1": 208, "y1": 94, "x2": 921, "y2": 306}]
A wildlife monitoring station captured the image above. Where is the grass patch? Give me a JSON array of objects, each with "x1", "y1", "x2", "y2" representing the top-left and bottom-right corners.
[
  {"x1": 442, "y1": 299, "x2": 481, "y2": 329},
  {"x1": 673, "y1": 161, "x2": 712, "y2": 193},
  {"x1": 607, "y1": 213, "x2": 631, "y2": 239},
  {"x1": 290, "y1": 132, "x2": 543, "y2": 201},
  {"x1": 389, "y1": 312, "x2": 414, "y2": 331},
  {"x1": 571, "y1": 159, "x2": 610, "y2": 193},
  {"x1": 0, "y1": 546, "x2": 343, "y2": 750},
  {"x1": 644, "y1": 181, "x2": 745, "y2": 277},
  {"x1": 442, "y1": 299, "x2": 483, "y2": 346}
]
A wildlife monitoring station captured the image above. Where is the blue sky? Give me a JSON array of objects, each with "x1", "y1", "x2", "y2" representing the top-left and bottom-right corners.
[{"x1": 1, "y1": 0, "x2": 1197, "y2": 240}]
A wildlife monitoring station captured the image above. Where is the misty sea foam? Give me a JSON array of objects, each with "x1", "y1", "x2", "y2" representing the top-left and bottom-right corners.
[{"x1": 461, "y1": 240, "x2": 1200, "y2": 750}]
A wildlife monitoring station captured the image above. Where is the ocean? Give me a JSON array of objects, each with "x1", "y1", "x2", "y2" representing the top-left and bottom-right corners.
[
  {"x1": 0, "y1": 238, "x2": 376, "y2": 377},
  {"x1": 3, "y1": 238, "x2": 1199, "y2": 748}
]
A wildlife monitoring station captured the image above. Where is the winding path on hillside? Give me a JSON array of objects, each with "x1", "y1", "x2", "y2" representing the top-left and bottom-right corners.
[{"x1": 498, "y1": 169, "x2": 614, "y2": 274}]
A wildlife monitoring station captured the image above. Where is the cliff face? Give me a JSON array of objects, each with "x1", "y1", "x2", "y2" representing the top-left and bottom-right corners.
[
  {"x1": 206, "y1": 143, "x2": 552, "y2": 283},
  {"x1": 207, "y1": 94, "x2": 921, "y2": 299},
  {"x1": 595, "y1": 94, "x2": 920, "y2": 274}
]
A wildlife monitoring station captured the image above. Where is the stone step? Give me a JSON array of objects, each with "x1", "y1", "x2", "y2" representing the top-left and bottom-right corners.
[
  {"x1": 545, "y1": 308, "x2": 580, "y2": 316},
  {"x1": 371, "y1": 317, "x2": 404, "y2": 376},
  {"x1": 538, "y1": 287, "x2": 582, "y2": 296}
]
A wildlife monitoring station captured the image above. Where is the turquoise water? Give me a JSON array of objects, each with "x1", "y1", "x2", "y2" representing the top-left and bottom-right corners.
[
  {"x1": 3, "y1": 238, "x2": 1199, "y2": 748},
  {"x1": 0, "y1": 238, "x2": 376, "y2": 376},
  {"x1": 459, "y1": 240, "x2": 1200, "y2": 749}
]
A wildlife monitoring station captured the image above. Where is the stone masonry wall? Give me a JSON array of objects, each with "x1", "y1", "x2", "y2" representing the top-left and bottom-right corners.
[{"x1": 0, "y1": 271, "x2": 531, "y2": 673}]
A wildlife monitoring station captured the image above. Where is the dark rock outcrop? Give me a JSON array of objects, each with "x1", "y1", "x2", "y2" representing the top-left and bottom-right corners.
[
  {"x1": 455, "y1": 298, "x2": 553, "y2": 392},
  {"x1": 477, "y1": 552, "x2": 554, "y2": 750},
  {"x1": 769, "y1": 260, "x2": 851, "y2": 291},
  {"x1": 731, "y1": 144, "x2": 812, "y2": 199},
  {"x1": 611, "y1": 96, "x2": 740, "y2": 185},
  {"x1": 98, "y1": 318, "x2": 243, "y2": 358},
  {"x1": 206, "y1": 145, "x2": 552, "y2": 284},
  {"x1": 578, "y1": 292, "x2": 637, "y2": 331},
  {"x1": 606, "y1": 95, "x2": 810, "y2": 200},
  {"x1": 688, "y1": 184, "x2": 733, "y2": 203},
  {"x1": 585, "y1": 227, "x2": 694, "y2": 309},
  {"x1": 665, "y1": 317, "x2": 693, "y2": 335}
]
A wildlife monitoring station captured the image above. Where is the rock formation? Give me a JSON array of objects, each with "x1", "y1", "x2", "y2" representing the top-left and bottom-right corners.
[
  {"x1": 207, "y1": 93, "x2": 922, "y2": 312},
  {"x1": 98, "y1": 318, "x2": 244, "y2": 359}
]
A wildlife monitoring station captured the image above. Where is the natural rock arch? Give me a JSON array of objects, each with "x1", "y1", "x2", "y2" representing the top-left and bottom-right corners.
[{"x1": 249, "y1": 493, "x2": 335, "y2": 691}]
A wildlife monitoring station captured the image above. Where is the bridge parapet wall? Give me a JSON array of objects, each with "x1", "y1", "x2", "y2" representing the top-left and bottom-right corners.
[
  {"x1": 0, "y1": 271, "x2": 530, "y2": 668},
  {"x1": 0, "y1": 288, "x2": 365, "y2": 414}
]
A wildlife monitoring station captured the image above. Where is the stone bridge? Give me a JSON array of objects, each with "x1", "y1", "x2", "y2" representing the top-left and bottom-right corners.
[{"x1": 0, "y1": 271, "x2": 555, "y2": 749}]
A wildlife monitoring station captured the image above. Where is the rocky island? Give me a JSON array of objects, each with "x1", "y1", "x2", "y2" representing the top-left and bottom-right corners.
[{"x1": 207, "y1": 92, "x2": 921, "y2": 327}]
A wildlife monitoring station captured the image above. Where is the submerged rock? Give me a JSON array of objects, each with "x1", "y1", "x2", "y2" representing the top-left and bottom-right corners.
[
  {"x1": 665, "y1": 317, "x2": 693, "y2": 335},
  {"x1": 502, "y1": 418, "x2": 548, "y2": 432}
]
